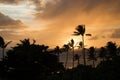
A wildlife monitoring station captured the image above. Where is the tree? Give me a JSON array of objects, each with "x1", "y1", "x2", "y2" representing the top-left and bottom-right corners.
[
  {"x1": 73, "y1": 25, "x2": 86, "y2": 65},
  {"x1": 117, "y1": 46, "x2": 120, "y2": 55},
  {"x1": 74, "y1": 54, "x2": 80, "y2": 66},
  {"x1": 106, "y1": 41, "x2": 117, "y2": 60},
  {"x1": 0, "y1": 36, "x2": 12, "y2": 61},
  {"x1": 99, "y1": 47, "x2": 106, "y2": 61},
  {"x1": 79, "y1": 41, "x2": 83, "y2": 48},
  {"x1": 63, "y1": 44, "x2": 70, "y2": 69},
  {"x1": 0, "y1": 36, "x2": 5, "y2": 47},
  {"x1": 6, "y1": 39, "x2": 64, "y2": 80},
  {"x1": 68, "y1": 39, "x2": 75, "y2": 68},
  {"x1": 88, "y1": 47, "x2": 96, "y2": 67},
  {"x1": 54, "y1": 46, "x2": 61, "y2": 61}
]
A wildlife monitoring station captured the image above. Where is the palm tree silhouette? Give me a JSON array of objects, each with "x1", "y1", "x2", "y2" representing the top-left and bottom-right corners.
[
  {"x1": 74, "y1": 54, "x2": 80, "y2": 66},
  {"x1": 63, "y1": 44, "x2": 70, "y2": 69},
  {"x1": 88, "y1": 47, "x2": 96, "y2": 67},
  {"x1": 68, "y1": 39, "x2": 75, "y2": 68},
  {"x1": 0, "y1": 36, "x2": 12, "y2": 61},
  {"x1": 106, "y1": 41, "x2": 117, "y2": 60},
  {"x1": 54, "y1": 46, "x2": 61, "y2": 61},
  {"x1": 117, "y1": 46, "x2": 120, "y2": 55},
  {"x1": 99, "y1": 47, "x2": 106, "y2": 61},
  {"x1": 6, "y1": 39, "x2": 64, "y2": 79},
  {"x1": 73, "y1": 25, "x2": 86, "y2": 65}
]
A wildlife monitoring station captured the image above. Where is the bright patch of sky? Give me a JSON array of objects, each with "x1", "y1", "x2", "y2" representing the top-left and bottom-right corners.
[{"x1": 0, "y1": 3, "x2": 35, "y2": 23}]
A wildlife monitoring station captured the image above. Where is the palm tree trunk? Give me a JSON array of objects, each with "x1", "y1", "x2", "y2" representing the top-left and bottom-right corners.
[
  {"x1": 65, "y1": 51, "x2": 69, "y2": 69},
  {"x1": 78, "y1": 58, "x2": 80, "y2": 66},
  {"x1": 82, "y1": 35, "x2": 86, "y2": 66},
  {"x1": 93, "y1": 60, "x2": 95, "y2": 68},
  {"x1": 58, "y1": 53, "x2": 60, "y2": 62},
  {"x1": 2, "y1": 48, "x2": 5, "y2": 61},
  {"x1": 72, "y1": 47, "x2": 74, "y2": 68}
]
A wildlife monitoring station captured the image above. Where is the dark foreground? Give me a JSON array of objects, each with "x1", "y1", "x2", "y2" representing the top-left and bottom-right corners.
[{"x1": 0, "y1": 39, "x2": 120, "y2": 80}]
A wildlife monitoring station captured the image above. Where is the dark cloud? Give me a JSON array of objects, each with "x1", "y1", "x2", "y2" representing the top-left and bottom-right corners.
[
  {"x1": 0, "y1": 0, "x2": 23, "y2": 4},
  {"x1": 0, "y1": 12, "x2": 28, "y2": 47},
  {"x1": 0, "y1": 12, "x2": 28, "y2": 45},
  {"x1": 0, "y1": 12, "x2": 26, "y2": 29},
  {"x1": 89, "y1": 35, "x2": 106, "y2": 40},
  {"x1": 0, "y1": 0, "x2": 41, "y2": 5},
  {"x1": 35, "y1": 0, "x2": 120, "y2": 21},
  {"x1": 111, "y1": 28, "x2": 120, "y2": 38},
  {"x1": 0, "y1": 12, "x2": 21, "y2": 25}
]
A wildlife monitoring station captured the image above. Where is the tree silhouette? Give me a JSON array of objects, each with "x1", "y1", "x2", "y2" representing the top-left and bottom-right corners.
[
  {"x1": 79, "y1": 41, "x2": 83, "y2": 48},
  {"x1": 74, "y1": 54, "x2": 80, "y2": 66},
  {"x1": 0, "y1": 36, "x2": 12, "y2": 61},
  {"x1": 63, "y1": 44, "x2": 70, "y2": 69},
  {"x1": 117, "y1": 46, "x2": 120, "y2": 55},
  {"x1": 68, "y1": 39, "x2": 75, "y2": 68},
  {"x1": 5, "y1": 39, "x2": 64, "y2": 80},
  {"x1": 88, "y1": 47, "x2": 96, "y2": 67},
  {"x1": 99, "y1": 47, "x2": 106, "y2": 61},
  {"x1": 54, "y1": 46, "x2": 62, "y2": 61},
  {"x1": 73, "y1": 25, "x2": 86, "y2": 65},
  {"x1": 106, "y1": 41, "x2": 117, "y2": 60}
]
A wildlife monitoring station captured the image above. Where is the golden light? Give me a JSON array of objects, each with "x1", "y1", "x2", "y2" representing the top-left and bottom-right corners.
[{"x1": 62, "y1": 36, "x2": 82, "y2": 48}]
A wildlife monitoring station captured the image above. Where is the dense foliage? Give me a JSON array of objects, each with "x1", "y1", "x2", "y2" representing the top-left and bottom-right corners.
[
  {"x1": 0, "y1": 39, "x2": 64, "y2": 80},
  {"x1": 0, "y1": 37, "x2": 120, "y2": 80}
]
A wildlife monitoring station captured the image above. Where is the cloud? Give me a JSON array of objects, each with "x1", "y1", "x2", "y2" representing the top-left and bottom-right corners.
[
  {"x1": 0, "y1": 12, "x2": 21, "y2": 25},
  {"x1": 33, "y1": 0, "x2": 120, "y2": 46},
  {"x1": 30, "y1": 0, "x2": 120, "y2": 42},
  {"x1": 2, "y1": 0, "x2": 120, "y2": 25},
  {"x1": 34, "y1": 0, "x2": 120, "y2": 25},
  {"x1": 0, "y1": 12, "x2": 28, "y2": 47},
  {"x1": 111, "y1": 28, "x2": 120, "y2": 38},
  {"x1": 0, "y1": 12, "x2": 26, "y2": 29},
  {"x1": 89, "y1": 35, "x2": 106, "y2": 40},
  {"x1": 1, "y1": 0, "x2": 120, "y2": 24},
  {"x1": 0, "y1": 0, "x2": 23, "y2": 4},
  {"x1": 1, "y1": 0, "x2": 120, "y2": 48}
]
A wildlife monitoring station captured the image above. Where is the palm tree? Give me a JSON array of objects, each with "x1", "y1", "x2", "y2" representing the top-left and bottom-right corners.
[
  {"x1": 73, "y1": 25, "x2": 86, "y2": 65},
  {"x1": 99, "y1": 47, "x2": 106, "y2": 61},
  {"x1": 117, "y1": 46, "x2": 120, "y2": 55},
  {"x1": 54, "y1": 46, "x2": 61, "y2": 61},
  {"x1": 88, "y1": 47, "x2": 96, "y2": 67},
  {"x1": 79, "y1": 41, "x2": 83, "y2": 48},
  {"x1": 74, "y1": 54, "x2": 80, "y2": 66},
  {"x1": 68, "y1": 39, "x2": 75, "y2": 68},
  {"x1": 106, "y1": 41, "x2": 117, "y2": 60},
  {"x1": 0, "y1": 36, "x2": 12, "y2": 61},
  {"x1": 63, "y1": 44, "x2": 70, "y2": 69}
]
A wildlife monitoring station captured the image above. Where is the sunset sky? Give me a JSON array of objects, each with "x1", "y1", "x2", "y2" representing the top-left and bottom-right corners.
[{"x1": 0, "y1": 0, "x2": 120, "y2": 49}]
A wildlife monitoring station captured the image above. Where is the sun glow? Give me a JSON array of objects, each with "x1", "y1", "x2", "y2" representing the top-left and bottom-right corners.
[
  {"x1": 62, "y1": 37, "x2": 80, "y2": 47},
  {"x1": 62, "y1": 36, "x2": 92, "y2": 49}
]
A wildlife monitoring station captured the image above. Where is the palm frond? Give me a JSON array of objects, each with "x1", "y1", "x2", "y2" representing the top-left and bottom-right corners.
[
  {"x1": 86, "y1": 34, "x2": 92, "y2": 36},
  {"x1": 72, "y1": 31, "x2": 80, "y2": 35},
  {"x1": 74, "y1": 25, "x2": 86, "y2": 36},
  {"x1": 4, "y1": 41, "x2": 12, "y2": 48},
  {"x1": 0, "y1": 36, "x2": 5, "y2": 47}
]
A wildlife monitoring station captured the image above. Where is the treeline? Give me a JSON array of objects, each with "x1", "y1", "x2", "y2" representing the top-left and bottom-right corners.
[
  {"x1": 0, "y1": 37, "x2": 120, "y2": 80},
  {"x1": 0, "y1": 25, "x2": 120, "y2": 80},
  {"x1": 0, "y1": 38, "x2": 64, "y2": 80}
]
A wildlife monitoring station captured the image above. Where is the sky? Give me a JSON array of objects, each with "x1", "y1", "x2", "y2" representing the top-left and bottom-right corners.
[{"x1": 0, "y1": 0, "x2": 120, "y2": 49}]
